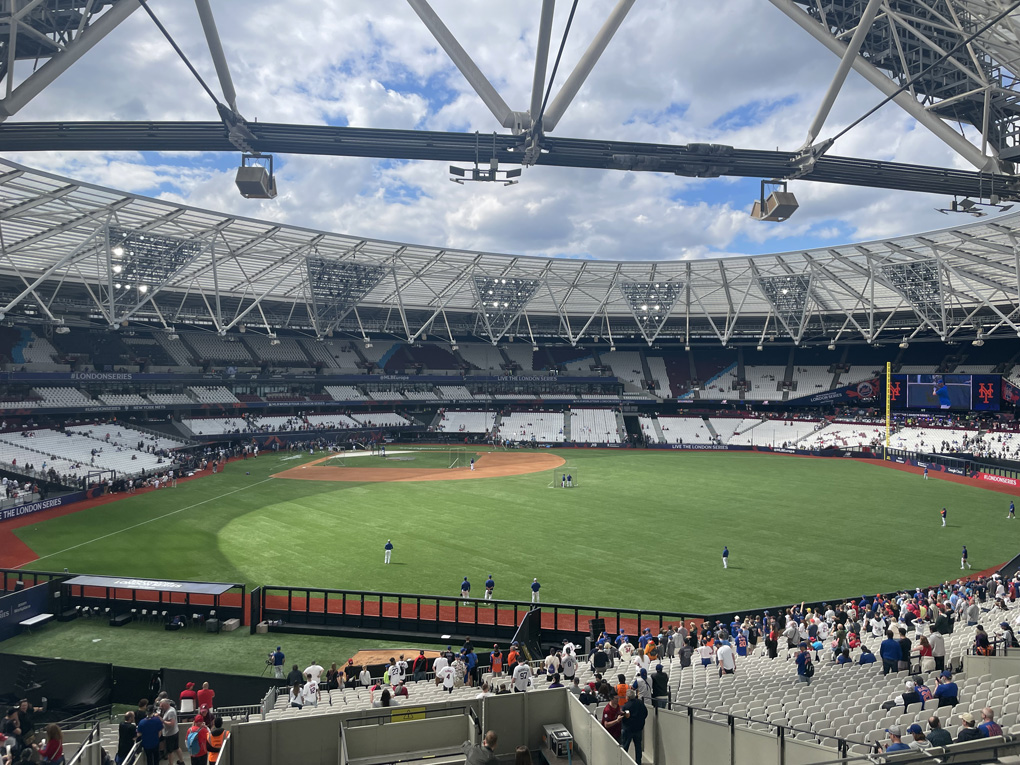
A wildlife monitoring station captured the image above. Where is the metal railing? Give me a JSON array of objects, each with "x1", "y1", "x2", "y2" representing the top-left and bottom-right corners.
[
  {"x1": 57, "y1": 704, "x2": 113, "y2": 730},
  {"x1": 65, "y1": 721, "x2": 100, "y2": 765}
]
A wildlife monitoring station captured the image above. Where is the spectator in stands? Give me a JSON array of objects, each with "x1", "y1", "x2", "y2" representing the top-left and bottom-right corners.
[
  {"x1": 601, "y1": 697, "x2": 622, "y2": 741},
  {"x1": 463, "y1": 731, "x2": 498, "y2": 765},
  {"x1": 158, "y1": 699, "x2": 183, "y2": 765},
  {"x1": 116, "y1": 711, "x2": 136, "y2": 765},
  {"x1": 185, "y1": 715, "x2": 208, "y2": 765},
  {"x1": 926, "y1": 716, "x2": 952, "y2": 747},
  {"x1": 287, "y1": 683, "x2": 303, "y2": 710},
  {"x1": 358, "y1": 665, "x2": 371, "y2": 687},
  {"x1": 794, "y1": 642, "x2": 813, "y2": 685},
  {"x1": 896, "y1": 628, "x2": 912, "y2": 672},
  {"x1": 651, "y1": 665, "x2": 669, "y2": 708},
  {"x1": 412, "y1": 651, "x2": 430, "y2": 682},
  {"x1": 285, "y1": 664, "x2": 303, "y2": 686},
  {"x1": 979, "y1": 708, "x2": 1003, "y2": 737},
  {"x1": 884, "y1": 725, "x2": 910, "y2": 752},
  {"x1": 438, "y1": 661, "x2": 456, "y2": 694},
  {"x1": 904, "y1": 723, "x2": 930, "y2": 751},
  {"x1": 134, "y1": 700, "x2": 149, "y2": 731},
  {"x1": 716, "y1": 640, "x2": 736, "y2": 676},
  {"x1": 879, "y1": 631, "x2": 901, "y2": 675},
  {"x1": 858, "y1": 645, "x2": 876, "y2": 665},
  {"x1": 974, "y1": 625, "x2": 993, "y2": 655},
  {"x1": 932, "y1": 606, "x2": 953, "y2": 636},
  {"x1": 136, "y1": 707, "x2": 163, "y2": 765},
  {"x1": 957, "y1": 712, "x2": 983, "y2": 742},
  {"x1": 370, "y1": 688, "x2": 398, "y2": 708},
  {"x1": 928, "y1": 630, "x2": 946, "y2": 671},
  {"x1": 342, "y1": 659, "x2": 357, "y2": 688},
  {"x1": 933, "y1": 673, "x2": 959, "y2": 707},
  {"x1": 304, "y1": 660, "x2": 324, "y2": 685},
  {"x1": 302, "y1": 673, "x2": 319, "y2": 708},
  {"x1": 620, "y1": 689, "x2": 648, "y2": 764},
  {"x1": 206, "y1": 717, "x2": 228, "y2": 765},
  {"x1": 325, "y1": 663, "x2": 340, "y2": 690},
  {"x1": 196, "y1": 682, "x2": 214, "y2": 717}
]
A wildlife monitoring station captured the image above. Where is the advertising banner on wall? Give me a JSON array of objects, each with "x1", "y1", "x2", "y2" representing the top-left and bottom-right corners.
[
  {"x1": 0, "y1": 583, "x2": 49, "y2": 642},
  {"x1": 0, "y1": 491, "x2": 85, "y2": 523},
  {"x1": 786, "y1": 378, "x2": 880, "y2": 407}
]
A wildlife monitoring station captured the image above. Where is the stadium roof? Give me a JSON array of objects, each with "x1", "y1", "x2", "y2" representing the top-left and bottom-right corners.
[{"x1": 0, "y1": 158, "x2": 1017, "y2": 347}]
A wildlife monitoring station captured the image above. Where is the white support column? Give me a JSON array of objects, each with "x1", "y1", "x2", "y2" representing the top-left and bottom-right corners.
[
  {"x1": 770, "y1": 0, "x2": 1001, "y2": 173},
  {"x1": 0, "y1": 0, "x2": 141, "y2": 121},
  {"x1": 406, "y1": 0, "x2": 515, "y2": 128},
  {"x1": 542, "y1": 0, "x2": 636, "y2": 131},
  {"x1": 195, "y1": 0, "x2": 239, "y2": 113},
  {"x1": 531, "y1": 0, "x2": 556, "y2": 119},
  {"x1": 801, "y1": 0, "x2": 883, "y2": 149}
]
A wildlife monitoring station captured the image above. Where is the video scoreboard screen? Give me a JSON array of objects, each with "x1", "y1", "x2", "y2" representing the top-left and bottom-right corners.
[{"x1": 889, "y1": 374, "x2": 1000, "y2": 411}]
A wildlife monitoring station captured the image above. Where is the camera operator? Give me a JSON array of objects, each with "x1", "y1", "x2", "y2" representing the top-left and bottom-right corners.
[{"x1": 269, "y1": 647, "x2": 284, "y2": 679}]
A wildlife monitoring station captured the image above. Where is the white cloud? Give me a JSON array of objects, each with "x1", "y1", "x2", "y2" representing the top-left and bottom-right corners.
[{"x1": 2, "y1": 1, "x2": 1000, "y2": 261}]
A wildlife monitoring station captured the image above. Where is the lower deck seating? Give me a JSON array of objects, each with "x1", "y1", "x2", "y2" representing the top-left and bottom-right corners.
[{"x1": 498, "y1": 412, "x2": 564, "y2": 442}]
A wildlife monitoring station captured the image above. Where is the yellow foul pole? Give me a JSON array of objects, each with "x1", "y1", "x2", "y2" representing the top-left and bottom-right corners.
[{"x1": 885, "y1": 361, "x2": 891, "y2": 459}]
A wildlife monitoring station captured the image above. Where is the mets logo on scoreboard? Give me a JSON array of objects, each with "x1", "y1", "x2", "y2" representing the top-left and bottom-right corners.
[
  {"x1": 854, "y1": 380, "x2": 877, "y2": 399},
  {"x1": 978, "y1": 382, "x2": 995, "y2": 404}
]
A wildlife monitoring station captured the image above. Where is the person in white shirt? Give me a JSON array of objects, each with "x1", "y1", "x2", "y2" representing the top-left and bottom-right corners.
[
  {"x1": 512, "y1": 660, "x2": 532, "y2": 693},
  {"x1": 302, "y1": 674, "x2": 319, "y2": 707},
  {"x1": 395, "y1": 655, "x2": 408, "y2": 684},
  {"x1": 697, "y1": 642, "x2": 715, "y2": 668},
  {"x1": 475, "y1": 682, "x2": 492, "y2": 699},
  {"x1": 716, "y1": 642, "x2": 736, "y2": 675},
  {"x1": 561, "y1": 649, "x2": 577, "y2": 681},
  {"x1": 304, "y1": 661, "x2": 325, "y2": 684},
  {"x1": 358, "y1": 665, "x2": 371, "y2": 687},
  {"x1": 287, "y1": 683, "x2": 303, "y2": 709},
  {"x1": 545, "y1": 650, "x2": 560, "y2": 674},
  {"x1": 432, "y1": 653, "x2": 449, "y2": 686},
  {"x1": 437, "y1": 664, "x2": 455, "y2": 693}
]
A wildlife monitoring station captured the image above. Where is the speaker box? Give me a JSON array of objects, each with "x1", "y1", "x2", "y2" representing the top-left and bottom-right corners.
[
  {"x1": 589, "y1": 618, "x2": 606, "y2": 639},
  {"x1": 206, "y1": 618, "x2": 220, "y2": 634}
]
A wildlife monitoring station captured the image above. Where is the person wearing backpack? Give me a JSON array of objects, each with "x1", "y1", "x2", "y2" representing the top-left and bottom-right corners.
[
  {"x1": 206, "y1": 716, "x2": 228, "y2": 765},
  {"x1": 185, "y1": 715, "x2": 209, "y2": 765}
]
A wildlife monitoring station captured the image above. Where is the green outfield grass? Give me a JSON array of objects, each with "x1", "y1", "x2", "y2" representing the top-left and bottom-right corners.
[
  {"x1": 0, "y1": 619, "x2": 449, "y2": 676},
  {"x1": 10, "y1": 449, "x2": 1017, "y2": 614}
]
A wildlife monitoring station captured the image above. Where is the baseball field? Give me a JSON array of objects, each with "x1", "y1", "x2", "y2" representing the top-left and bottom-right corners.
[
  {"x1": 2, "y1": 446, "x2": 1018, "y2": 674},
  {"x1": 5, "y1": 447, "x2": 1017, "y2": 613}
]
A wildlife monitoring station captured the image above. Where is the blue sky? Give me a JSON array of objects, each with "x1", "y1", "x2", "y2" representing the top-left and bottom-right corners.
[{"x1": 3, "y1": 0, "x2": 1002, "y2": 261}]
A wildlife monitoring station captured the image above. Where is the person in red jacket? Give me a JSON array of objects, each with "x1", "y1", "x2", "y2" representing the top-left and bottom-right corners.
[
  {"x1": 196, "y1": 683, "x2": 215, "y2": 716},
  {"x1": 38, "y1": 723, "x2": 63, "y2": 765},
  {"x1": 186, "y1": 714, "x2": 209, "y2": 765}
]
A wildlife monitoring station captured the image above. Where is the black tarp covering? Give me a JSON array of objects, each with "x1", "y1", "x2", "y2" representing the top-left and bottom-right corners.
[{"x1": 0, "y1": 654, "x2": 111, "y2": 713}]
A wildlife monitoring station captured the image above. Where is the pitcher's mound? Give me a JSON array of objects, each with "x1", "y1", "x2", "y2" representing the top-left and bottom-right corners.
[{"x1": 272, "y1": 450, "x2": 565, "y2": 482}]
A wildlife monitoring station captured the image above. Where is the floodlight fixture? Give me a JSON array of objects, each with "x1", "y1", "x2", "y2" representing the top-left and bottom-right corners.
[
  {"x1": 235, "y1": 154, "x2": 278, "y2": 199},
  {"x1": 750, "y1": 179, "x2": 799, "y2": 222}
]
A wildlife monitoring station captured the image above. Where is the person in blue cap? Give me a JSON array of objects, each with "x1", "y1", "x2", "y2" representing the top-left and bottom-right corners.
[
  {"x1": 460, "y1": 577, "x2": 471, "y2": 603},
  {"x1": 722, "y1": 546, "x2": 729, "y2": 569}
]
